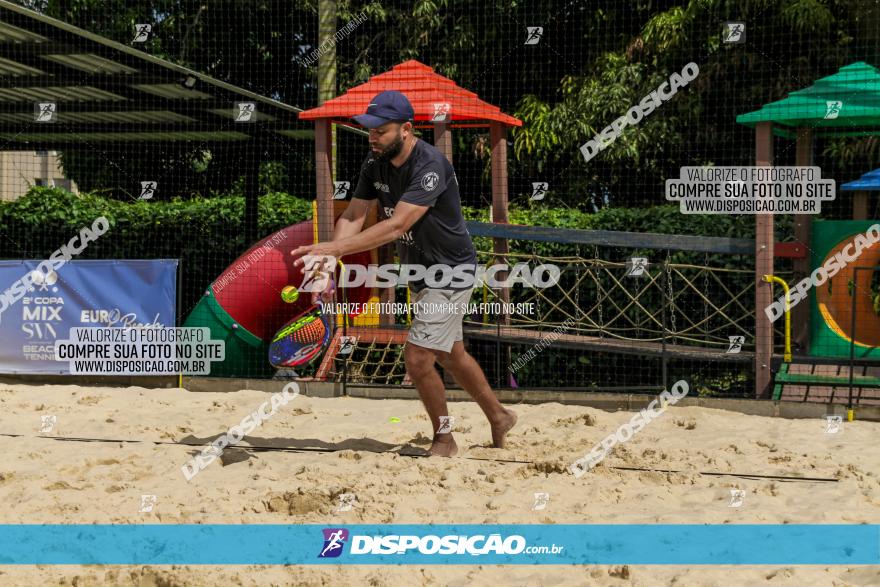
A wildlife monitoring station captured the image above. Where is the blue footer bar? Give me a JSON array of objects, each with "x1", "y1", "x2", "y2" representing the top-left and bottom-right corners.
[{"x1": 0, "y1": 525, "x2": 877, "y2": 565}]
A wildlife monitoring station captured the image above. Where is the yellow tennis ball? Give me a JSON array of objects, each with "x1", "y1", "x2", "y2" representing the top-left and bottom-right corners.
[{"x1": 281, "y1": 285, "x2": 299, "y2": 303}]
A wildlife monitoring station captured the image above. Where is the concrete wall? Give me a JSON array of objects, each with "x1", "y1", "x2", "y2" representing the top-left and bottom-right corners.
[{"x1": 0, "y1": 150, "x2": 78, "y2": 201}]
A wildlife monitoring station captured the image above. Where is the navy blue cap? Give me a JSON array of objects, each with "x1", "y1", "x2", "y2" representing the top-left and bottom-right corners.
[{"x1": 352, "y1": 91, "x2": 414, "y2": 128}]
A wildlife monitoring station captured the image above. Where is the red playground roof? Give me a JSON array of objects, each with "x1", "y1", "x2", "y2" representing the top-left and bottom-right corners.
[{"x1": 299, "y1": 60, "x2": 522, "y2": 127}]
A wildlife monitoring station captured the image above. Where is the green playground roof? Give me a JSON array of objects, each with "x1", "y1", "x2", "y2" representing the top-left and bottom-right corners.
[{"x1": 736, "y1": 61, "x2": 880, "y2": 139}]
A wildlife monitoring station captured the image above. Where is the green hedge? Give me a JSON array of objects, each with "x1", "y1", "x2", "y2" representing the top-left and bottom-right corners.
[
  {"x1": 2, "y1": 187, "x2": 770, "y2": 265},
  {"x1": 0, "y1": 187, "x2": 313, "y2": 318},
  {"x1": 1, "y1": 187, "x2": 768, "y2": 324}
]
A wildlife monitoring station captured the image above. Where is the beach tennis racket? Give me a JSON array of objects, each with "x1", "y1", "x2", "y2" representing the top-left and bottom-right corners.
[{"x1": 268, "y1": 304, "x2": 334, "y2": 368}]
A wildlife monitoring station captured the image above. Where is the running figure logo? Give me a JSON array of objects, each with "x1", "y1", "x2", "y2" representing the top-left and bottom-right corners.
[
  {"x1": 139, "y1": 494, "x2": 157, "y2": 513},
  {"x1": 132, "y1": 24, "x2": 151, "y2": 43},
  {"x1": 139, "y1": 181, "x2": 157, "y2": 200},
  {"x1": 525, "y1": 27, "x2": 543, "y2": 45},
  {"x1": 532, "y1": 492, "x2": 550, "y2": 511},
  {"x1": 35, "y1": 102, "x2": 56, "y2": 123},
  {"x1": 726, "y1": 335, "x2": 745, "y2": 354},
  {"x1": 39, "y1": 415, "x2": 56, "y2": 433},
  {"x1": 825, "y1": 415, "x2": 843, "y2": 434},
  {"x1": 300, "y1": 255, "x2": 336, "y2": 293},
  {"x1": 531, "y1": 182, "x2": 548, "y2": 201},
  {"x1": 722, "y1": 22, "x2": 745, "y2": 44},
  {"x1": 432, "y1": 103, "x2": 451, "y2": 122},
  {"x1": 626, "y1": 257, "x2": 648, "y2": 277},
  {"x1": 437, "y1": 415, "x2": 455, "y2": 434},
  {"x1": 235, "y1": 102, "x2": 256, "y2": 122},
  {"x1": 728, "y1": 489, "x2": 745, "y2": 508},
  {"x1": 319, "y1": 528, "x2": 349, "y2": 558},
  {"x1": 824, "y1": 101, "x2": 843, "y2": 120},
  {"x1": 338, "y1": 336, "x2": 357, "y2": 355},
  {"x1": 336, "y1": 493, "x2": 357, "y2": 512},
  {"x1": 333, "y1": 181, "x2": 350, "y2": 200}
]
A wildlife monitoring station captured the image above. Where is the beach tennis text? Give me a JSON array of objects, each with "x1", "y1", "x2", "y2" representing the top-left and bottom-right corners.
[{"x1": 53, "y1": 327, "x2": 225, "y2": 375}]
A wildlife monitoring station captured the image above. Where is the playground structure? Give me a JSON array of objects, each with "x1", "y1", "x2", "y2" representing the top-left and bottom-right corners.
[
  {"x1": 182, "y1": 207, "x2": 375, "y2": 378},
  {"x1": 738, "y1": 61, "x2": 880, "y2": 404},
  {"x1": 176, "y1": 59, "x2": 880, "y2": 405},
  {"x1": 296, "y1": 61, "x2": 759, "y2": 393}
]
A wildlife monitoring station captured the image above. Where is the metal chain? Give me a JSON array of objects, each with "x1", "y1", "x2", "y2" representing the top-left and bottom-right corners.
[
  {"x1": 594, "y1": 245, "x2": 603, "y2": 336},
  {"x1": 666, "y1": 253, "x2": 676, "y2": 343},
  {"x1": 703, "y1": 252, "x2": 710, "y2": 341},
  {"x1": 635, "y1": 254, "x2": 642, "y2": 338},
  {"x1": 574, "y1": 244, "x2": 580, "y2": 324},
  {"x1": 533, "y1": 239, "x2": 542, "y2": 326}
]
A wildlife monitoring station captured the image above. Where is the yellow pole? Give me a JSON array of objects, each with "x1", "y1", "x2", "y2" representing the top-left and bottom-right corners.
[
  {"x1": 312, "y1": 200, "x2": 319, "y2": 244},
  {"x1": 762, "y1": 275, "x2": 792, "y2": 362},
  {"x1": 336, "y1": 258, "x2": 347, "y2": 327}
]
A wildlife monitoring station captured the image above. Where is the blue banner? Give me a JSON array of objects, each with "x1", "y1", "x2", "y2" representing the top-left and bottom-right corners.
[
  {"x1": 0, "y1": 525, "x2": 876, "y2": 565},
  {"x1": 0, "y1": 260, "x2": 177, "y2": 374}
]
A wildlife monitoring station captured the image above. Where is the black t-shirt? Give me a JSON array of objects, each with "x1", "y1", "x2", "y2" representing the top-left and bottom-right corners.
[{"x1": 353, "y1": 139, "x2": 477, "y2": 291}]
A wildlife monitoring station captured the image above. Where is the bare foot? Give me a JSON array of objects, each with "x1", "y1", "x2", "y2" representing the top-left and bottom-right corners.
[
  {"x1": 428, "y1": 435, "x2": 459, "y2": 457},
  {"x1": 491, "y1": 408, "x2": 517, "y2": 448}
]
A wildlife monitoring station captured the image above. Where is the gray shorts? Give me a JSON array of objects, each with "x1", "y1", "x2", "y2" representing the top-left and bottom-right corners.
[{"x1": 407, "y1": 288, "x2": 472, "y2": 353}]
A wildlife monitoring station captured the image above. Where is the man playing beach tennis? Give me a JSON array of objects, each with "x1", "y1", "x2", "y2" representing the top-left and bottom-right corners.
[{"x1": 290, "y1": 90, "x2": 516, "y2": 457}]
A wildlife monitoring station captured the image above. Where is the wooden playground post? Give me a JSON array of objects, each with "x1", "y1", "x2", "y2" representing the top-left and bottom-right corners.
[
  {"x1": 315, "y1": 119, "x2": 335, "y2": 242},
  {"x1": 755, "y1": 121, "x2": 775, "y2": 398},
  {"x1": 434, "y1": 121, "x2": 453, "y2": 163},
  {"x1": 853, "y1": 191, "x2": 869, "y2": 220},
  {"x1": 793, "y1": 128, "x2": 813, "y2": 351},
  {"x1": 490, "y1": 122, "x2": 510, "y2": 320},
  {"x1": 435, "y1": 120, "x2": 456, "y2": 384},
  {"x1": 490, "y1": 121, "x2": 511, "y2": 385}
]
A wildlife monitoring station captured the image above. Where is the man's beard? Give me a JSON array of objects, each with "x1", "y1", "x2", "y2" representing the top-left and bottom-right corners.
[{"x1": 374, "y1": 134, "x2": 405, "y2": 162}]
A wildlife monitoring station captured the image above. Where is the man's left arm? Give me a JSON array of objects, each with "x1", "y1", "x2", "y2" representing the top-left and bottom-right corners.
[
  {"x1": 293, "y1": 202, "x2": 428, "y2": 262},
  {"x1": 335, "y1": 156, "x2": 446, "y2": 256},
  {"x1": 292, "y1": 159, "x2": 443, "y2": 263},
  {"x1": 334, "y1": 202, "x2": 427, "y2": 256}
]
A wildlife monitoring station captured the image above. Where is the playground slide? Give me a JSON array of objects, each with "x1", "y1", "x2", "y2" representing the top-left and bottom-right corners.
[
  {"x1": 811, "y1": 220, "x2": 880, "y2": 358},
  {"x1": 183, "y1": 220, "x2": 372, "y2": 377}
]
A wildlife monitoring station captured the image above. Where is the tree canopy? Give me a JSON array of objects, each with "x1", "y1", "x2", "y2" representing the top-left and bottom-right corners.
[{"x1": 16, "y1": 0, "x2": 880, "y2": 213}]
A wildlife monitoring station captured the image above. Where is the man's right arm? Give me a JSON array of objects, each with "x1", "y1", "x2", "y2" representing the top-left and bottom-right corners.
[
  {"x1": 333, "y1": 155, "x2": 378, "y2": 241},
  {"x1": 332, "y1": 197, "x2": 374, "y2": 241}
]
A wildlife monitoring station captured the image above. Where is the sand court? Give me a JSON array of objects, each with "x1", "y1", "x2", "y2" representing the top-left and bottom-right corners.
[{"x1": 0, "y1": 382, "x2": 878, "y2": 585}]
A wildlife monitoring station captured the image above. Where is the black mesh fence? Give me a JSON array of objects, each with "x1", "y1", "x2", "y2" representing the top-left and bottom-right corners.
[{"x1": 2, "y1": 0, "x2": 880, "y2": 402}]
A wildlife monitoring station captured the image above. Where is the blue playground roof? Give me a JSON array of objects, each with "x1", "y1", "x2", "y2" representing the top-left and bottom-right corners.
[{"x1": 841, "y1": 168, "x2": 880, "y2": 191}]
